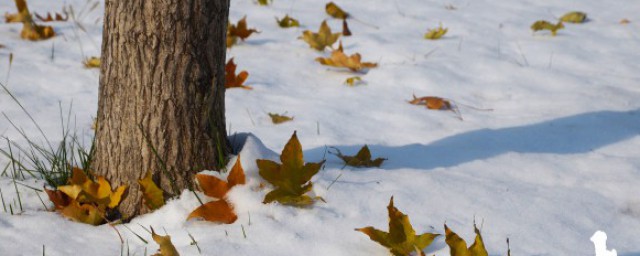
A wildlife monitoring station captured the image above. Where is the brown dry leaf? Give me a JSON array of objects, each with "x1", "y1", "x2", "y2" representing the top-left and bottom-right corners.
[
  {"x1": 445, "y1": 224, "x2": 489, "y2": 256},
  {"x1": 10, "y1": 0, "x2": 55, "y2": 40},
  {"x1": 35, "y1": 12, "x2": 68, "y2": 22},
  {"x1": 299, "y1": 20, "x2": 341, "y2": 51},
  {"x1": 138, "y1": 171, "x2": 165, "y2": 210},
  {"x1": 356, "y1": 197, "x2": 440, "y2": 256},
  {"x1": 531, "y1": 20, "x2": 564, "y2": 36},
  {"x1": 620, "y1": 19, "x2": 631, "y2": 24},
  {"x1": 257, "y1": 131, "x2": 325, "y2": 207},
  {"x1": 0, "y1": 44, "x2": 5, "y2": 49},
  {"x1": 187, "y1": 199, "x2": 238, "y2": 224},
  {"x1": 408, "y1": 94, "x2": 462, "y2": 119},
  {"x1": 342, "y1": 19, "x2": 352, "y2": 36},
  {"x1": 269, "y1": 113, "x2": 294, "y2": 124},
  {"x1": 151, "y1": 227, "x2": 180, "y2": 256},
  {"x1": 332, "y1": 145, "x2": 386, "y2": 168},
  {"x1": 326, "y1": 2, "x2": 349, "y2": 19},
  {"x1": 83, "y1": 56, "x2": 100, "y2": 68},
  {"x1": 5, "y1": 13, "x2": 25, "y2": 23},
  {"x1": 316, "y1": 42, "x2": 377, "y2": 72},
  {"x1": 225, "y1": 58, "x2": 252, "y2": 90},
  {"x1": 195, "y1": 157, "x2": 246, "y2": 199},
  {"x1": 276, "y1": 14, "x2": 300, "y2": 28},
  {"x1": 45, "y1": 188, "x2": 70, "y2": 210},
  {"x1": 228, "y1": 16, "x2": 259, "y2": 41}
]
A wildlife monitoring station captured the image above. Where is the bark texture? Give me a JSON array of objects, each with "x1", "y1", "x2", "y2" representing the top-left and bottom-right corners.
[{"x1": 95, "y1": 0, "x2": 230, "y2": 219}]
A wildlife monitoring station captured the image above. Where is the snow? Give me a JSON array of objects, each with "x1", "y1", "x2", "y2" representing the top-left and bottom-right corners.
[{"x1": 1, "y1": 0, "x2": 640, "y2": 255}]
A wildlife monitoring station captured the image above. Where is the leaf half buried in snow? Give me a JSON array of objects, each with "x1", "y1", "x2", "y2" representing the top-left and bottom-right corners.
[
  {"x1": 83, "y1": 56, "x2": 100, "y2": 68},
  {"x1": 151, "y1": 227, "x2": 180, "y2": 256},
  {"x1": 444, "y1": 223, "x2": 489, "y2": 256}
]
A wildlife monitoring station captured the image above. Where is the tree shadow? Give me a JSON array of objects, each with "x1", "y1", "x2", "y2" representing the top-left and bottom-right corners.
[{"x1": 306, "y1": 109, "x2": 640, "y2": 170}]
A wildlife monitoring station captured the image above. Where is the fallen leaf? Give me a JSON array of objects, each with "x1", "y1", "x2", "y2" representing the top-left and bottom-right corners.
[
  {"x1": 60, "y1": 200, "x2": 104, "y2": 225},
  {"x1": 344, "y1": 76, "x2": 362, "y2": 86},
  {"x1": 356, "y1": 197, "x2": 440, "y2": 256},
  {"x1": 138, "y1": 171, "x2": 165, "y2": 210},
  {"x1": 0, "y1": 44, "x2": 5, "y2": 48},
  {"x1": 276, "y1": 14, "x2": 300, "y2": 28},
  {"x1": 331, "y1": 145, "x2": 386, "y2": 167},
  {"x1": 187, "y1": 199, "x2": 238, "y2": 224},
  {"x1": 83, "y1": 56, "x2": 100, "y2": 68},
  {"x1": 257, "y1": 0, "x2": 272, "y2": 6},
  {"x1": 4, "y1": 13, "x2": 25, "y2": 23},
  {"x1": 35, "y1": 12, "x2": 68, "y2": 22},
  {"x1": 228, "y1": 16, "x2": 259, "y2": 41},
  {"x1": 559, "y1": 11, "x2": 587, "y2": 23},
  {"x1": 531, "y1": 20, "x2": 564, "y2": 36},
  {"x1": 316, "y1": 42, "x2": 377, "y2": 72},
  {"x1": 620, "y1": 19, "x2": 631, "y2": 24},
  {"x1": 57, "y1": 167, "x2": 128, "y2": 209},
  {"x1": 408, "y1": 94, "x2": 462, "y2": 119},
  {"x1": 342, "y1": 19, "x2": 352, "y2": 36},
  {"x1": 445, "y1": 224, "x2": 489, "y2": 256},
  {"x1": 424, "y1": 25, "x2": 448, "y2": 40},
  {"x1": 195, "y1": 157, "x2": 246, "y2": 199},
  {"x1": 257, "y1": 131, "x2": 325, "y2": 207},
  {"x1": 45, "y1": 188, "x2": 71, "y2": 210},
  {"x1": 151, "y1": 227, "x2": 180, "y2": 256},
  {"x1": 269, "y1": 113, "x2": 294, "y2": 124},
  {"x1": 225, "y1": 58, "x2": 252, "y2": 90},
  {"x1": 326, "y1": 2, "x2": 349, "y2": 19},
  {"x1": 10, "y1": 0, "x2": 55, "y2": 40},
  {"x1": 299, "y1": 20, "x2": 341, "y2": 51}
]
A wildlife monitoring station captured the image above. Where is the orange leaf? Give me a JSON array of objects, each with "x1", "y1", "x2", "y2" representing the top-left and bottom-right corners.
[
  {"x1": 315, "y1": 42, "x2": 377, "y2": 72},
  {"x1": 226, "y1": 16, "x2": 259, "y2": 48},
  {"x1": 187, "y1": 199, "x2": 238, "y2": 224},
  {"x1": 44, "y1": 188, "x2": 70, "y2": 210},
  {"x1": 196, "y1": 157, "x2": 245, "y2": 199},
  {"x1": 408, "y1": 95, "x2": 452, "y2": 110},
  {"x1": 225, "y1": 58, "x2": 252, "y2": 90},
  {"x1": 60, "y1": 200, "x2": 105, "y2": 225}
]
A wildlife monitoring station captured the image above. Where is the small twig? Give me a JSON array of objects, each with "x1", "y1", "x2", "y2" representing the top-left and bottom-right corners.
[
  {"x1": 516, "y1": 41, "x2": 529, "y2": 67},
  {"x1": 326, "y1": 173, "x2": 343, "y2": 191},
  {"x1": 245, "y1": 108, "x2": 255, "y2": 126},
  {"x1": 241, "y1": 224, "x2": 247, "y2": 239},
  {"x1": 187, "y1": 230, "x2": 202, "y2": 255}
]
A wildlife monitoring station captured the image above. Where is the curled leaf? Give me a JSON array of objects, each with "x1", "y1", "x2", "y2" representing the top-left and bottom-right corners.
[
  {"x1": 444, "y1": 224, "x2": 489, "y2": 256},
  {"x1": 342, "y1": 19, "x2": 352, "y2": 36},
  {"x1": 531, "y1": 20, "x2": 564, "y2": 36},
  {"x1": 225, "y1": 58, "x2": 252, "y2": 90},
  {"x1": 344, "y1": 76, "x2": 362, "y2": 86},
  {"x1": 559, "y1": 11, "x2": 587, "y2": 23},
  {"x1": 316, "y1": 42, "x2": 377, "y2": 72},
  {"x1": 424, "y1": 25, "x2": 448, "y2": 40},
  {"x1": 45, "y1": 188, "x2": 71, "y2": 210},
  {"x1": 138, "y1": 172, "x2": 165, "y2": 210},
  {"x1": 276, "y1": 14, "x2": 300, "y2": 28},
  {"x1": 299, "y1": 20, "x2": 341, "y2": 51},
  {"x1": 268, "y1": 113, "x2": 294, "y2": 124},
  {"x1": 356, "y1": 197, "x2": 440, "y2": 256},
  {"x1": 151, "y1": 227, "x2": 180, "y2": 256},
  {"x1": 35, "y1": 12, "x2": 68, "y2": 22},
  {"x1": 408, "y1": 94, "x2": 462, "y2": 119},
  {"x1": 83, "y1": 56, "x2": 100, "y2": 68},
  {"x1": 326, "y1": 2, "x2": 349, "y2": 19},
  {"x1": 331, "y1": 145, "x2": 386, "y2": 168},
  {"x1": 257, "y1": 131, "x2": 325, "y2": 207}
]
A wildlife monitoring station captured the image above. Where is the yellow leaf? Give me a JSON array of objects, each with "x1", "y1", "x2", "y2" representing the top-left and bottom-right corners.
[
  {"x1": 326, "y1": 2, "x2": 349, "y2": 19},
  {"x1": 276, "y1": 14, "x2": 300, "y2": 28},
  {"x1": 299, "y1": 20, "x2": 341, "y2": 51},
  {"x1": 444, "y1": 224, "x2": 489, "y2": 256},
  {"x1": 315, "y1": 42, "x2": 377, "y2": 72},
  {"x1": 424, "y1": 25, "x2": 448, "y2": 40},
  {"x1": 257, "y1": 131, "x2": 325, "y2": 207},
  {"x1": 138, "y1": 172, "x2": 165, "y2": 210},
  {"x1": 331, "y1": 145, "x2": 386, "y2": 167},
  {"x1": 356, "y1": 197, "x2": 440, "y2": 256},
  {"x1": 187, "y1": 199, "x2": 238, "y2": 224},
  {"x1": 225, "y1": 58, "x2": 252, "y2": 90},
  {"x1": 344, "y1": 76, "x2": 362, "y2": 86},
  {"x1": 531, "y1": 20, "x2": 564, "y2": 36},
  {"x1": 559, "y1": 11, "x2": 587, "y2": 23},
  {"x1": 151, "y1": 227, "x2": 180, "y2": 256},
  {"x1": 11, "y1": 0, "x2": 55, "y2": 40},
  {"x1": 60, "y1": 200, "x2": 104, "y2": 225},
  {"x1": 257, "y1": 0, "x2": 272, "y2": 6},
  {"x1": 83, "y1": 56, "x2": 100, "y2": 68},
  {"x1": 268, "y1": 113, "x2": 294, "y2": 124}
]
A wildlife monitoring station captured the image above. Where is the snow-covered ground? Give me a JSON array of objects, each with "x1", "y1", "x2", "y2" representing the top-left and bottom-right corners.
[{"x1": 1, "y1": 0, "x2": 640, "y2": 255}]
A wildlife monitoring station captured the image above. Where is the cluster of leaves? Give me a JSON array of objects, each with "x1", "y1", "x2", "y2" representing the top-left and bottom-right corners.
[
  {"x1": 358, "y1": 197, "x2": 490, "y2": 256},
  {"x1": 6, "y1": 0, "x2": 55, "y2": 40},
  {"x1": 257, "y1": 132, "x2": 325, "y2": 206},
  {"x1": 531, "y1": 11, "x2": 587, "y2": 36},
  {"x1": 331, "y1": 145, "x2": 386, "y2": 167},
  {"x1": 227, "y1": 16, "x2": 259, "y2": 48},
  {"x1": 187, "y1": 157, "x2": 246, "y2": 224},
  {"x1": 45, "y1": 167, "x2": 127, "y2": 225},
  {"x1": 225, "y1": 58, "x2": 251, "y2": 90},
  {"x1": 316, "y1": 42, "x2": 378, "y2": 72}
]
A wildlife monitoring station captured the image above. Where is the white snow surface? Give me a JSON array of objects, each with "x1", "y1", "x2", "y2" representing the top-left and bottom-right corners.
[{"x1": 1, "y1": 0, "x2": 640, "y2": 255}]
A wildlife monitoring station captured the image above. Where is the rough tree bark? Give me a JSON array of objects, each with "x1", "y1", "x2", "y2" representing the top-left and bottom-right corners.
[{"x1": 95, "y1": 0, "x2": 230, "y2": 219}]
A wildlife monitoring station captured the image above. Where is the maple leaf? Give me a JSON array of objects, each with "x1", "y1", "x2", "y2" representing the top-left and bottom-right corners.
[
  {"x1": 225, "y1": 58, "x2": 252, "y2": 90},
  {"x1": 83, "y1": 56, "x2": 100, "y2": 68},
  {"x1": 60, "y1": 200, "x2": 105, "y2": 225},
  {"x1": 257, "y1": 131, "x2": 325, "y2": 207},
  {"x1": 531, "y1": 20, "x2": 564, "y2": 36},
  {"x1": 187, "y1": 157, "x2": 245, "y2": 224},
  {"x1": 424, "y1": 25, "x2": 448, "y2": 40},
  {"x1": 331, "y1": 145, "x2": 386, "y2": 168},
  {"x1": 228, "y1": 16, "x2": 259, "y2": 41},
  {"x1": 326, "y1": 2, "x2": 349, "y2": 20},
  {"x1": 444, "y1": 224, "x2": 489, "y2": 256},
  {"x1": 316, "y1": 42, "x2": 377, "y2": 72},
  {"x1": 10, "y1": 0, "x2": 55, "y2": 40},
  {"x1": 269, "y1": 113, "x2": 294, "y2": 124},
  {"x1": 34, "y1": 12, "x2": 68, "y2": 22},
  {"x1": 342, "y1": 19, "x2": 352, "y2": 36},
  {"x1": 356, "y1": 197, "x2": 440, "y2": 256},
  {"x1": 299, "y1": 20, "x2": 341, "y2": 51},
  {"x1": 138, "y1": 171, "x2": 165, "y2": 210},
  {"x1": 276, "y1": 14, "x2": 300, "y2": 28},
  {"x1": 560, "y1": 11, "x2": 587, "y2": 23},
  {"x1": 151, "y1": 227, "x2": 180, "y2": 256}
]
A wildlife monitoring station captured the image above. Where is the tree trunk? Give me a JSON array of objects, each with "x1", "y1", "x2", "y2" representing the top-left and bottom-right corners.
[{"x1": 95, "y1": 0, "x2": 230, "y2": 219}]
